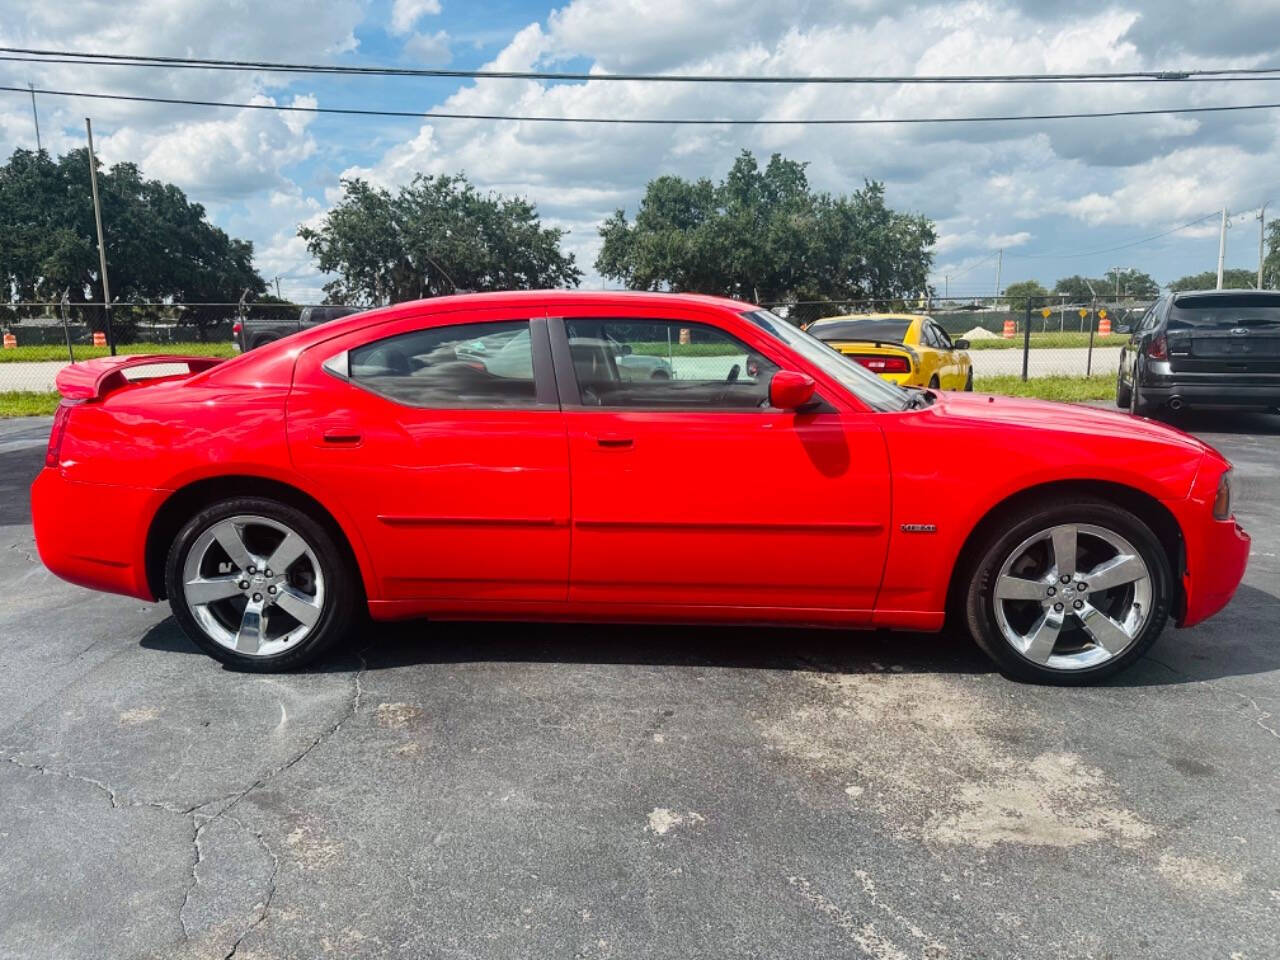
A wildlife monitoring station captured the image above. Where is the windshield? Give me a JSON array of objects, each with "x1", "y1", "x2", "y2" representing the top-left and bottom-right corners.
[
  {"x1": 808, "y1": 318, "x2": 912, "y2": 343},
  {"x1": 1168, "y1": 294, "x2": 1280, "y2": 331},
  {"x1": 744, "y1": 309, "x2": 912, "y2": 412}
]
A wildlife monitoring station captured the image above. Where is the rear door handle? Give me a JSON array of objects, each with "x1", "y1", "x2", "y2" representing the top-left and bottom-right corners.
[
  {"x1": 321, "y1": 428, "x2": 362, "y2": 445},
  {"x1": 594, "y1": 434, "x2": 634, "y2": 449}
]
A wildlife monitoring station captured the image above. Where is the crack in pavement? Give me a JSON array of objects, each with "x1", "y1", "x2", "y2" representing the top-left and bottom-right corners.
[
  {"x1": 5, "y1": 646, "x2": 369, "y2": 957},
  {"x1": 221, "y1": 814, "x2": 281, "y2": 960},
  {"x1": 1146, "y1": 656, "x2": 1280, "y2": 742}
]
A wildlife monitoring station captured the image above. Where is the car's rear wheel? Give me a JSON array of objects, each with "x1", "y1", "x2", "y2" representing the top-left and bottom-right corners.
[
  {"x1": 928, "y1": 375, "x2": 940, "y2": 389},
  {"x1": 964, "y1": 369, "x2": 974, "y2": 391},
  {"x1": 964, "y1": 497, "x2": 1172, "y2": 685},
  {"x1": 165, "y1": 497, "x2": 355, "y2": 671}
]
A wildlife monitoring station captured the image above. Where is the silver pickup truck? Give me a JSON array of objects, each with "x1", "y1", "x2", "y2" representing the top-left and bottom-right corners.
[{"x1": 233, "y1": 305, "x2": 363, "y2": 351}]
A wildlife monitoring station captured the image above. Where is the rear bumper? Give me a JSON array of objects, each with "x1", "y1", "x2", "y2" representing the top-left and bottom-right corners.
[
  {"x1": 1141, "y1": 379, "x2": 1280, "y2": 408},
  {"x1": 31, "y1": 468, "x2": 161, "y2": 601}
]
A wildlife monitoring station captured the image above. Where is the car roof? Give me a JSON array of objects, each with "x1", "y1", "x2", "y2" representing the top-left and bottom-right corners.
[
  {"x1": 812, "y1": 313, "x2": 925, "y2": 323},
  {"x1": 1169, "y1": 288, "x2": 1274, "y2": 299}
]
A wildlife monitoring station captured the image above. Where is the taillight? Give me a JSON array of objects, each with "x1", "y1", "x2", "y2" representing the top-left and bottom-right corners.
[
  {"x1": 854, "y1": 355, "x2": 911, "y2": 374},
  {"x1": 46, "y1": 401, "x2": 76, "y2": 467},
  {"x1": 1146, "y1": 333, "x2": 1168, "y2": 360},
  {"x1": 232, "y1": 321, "x2": 242, "y2": 336}
]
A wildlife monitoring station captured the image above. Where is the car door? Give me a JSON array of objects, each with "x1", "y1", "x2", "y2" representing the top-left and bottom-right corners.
[
  {"x1": 912, "y1": 320, "x2": 941, "y2": 386},
  {"x1": 550, "y1": 307, "x2": 891, "y2": 614},
  {"x1": 287, "y1": 309, "x2": 571, "y2": 603},
  {"x1": 926, "y1": 321, "x2": 961, "y2": 388}
]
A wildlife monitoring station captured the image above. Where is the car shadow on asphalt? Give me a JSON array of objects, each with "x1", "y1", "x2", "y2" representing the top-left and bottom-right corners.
[
  {"x1": 139, "y1": 615, "x2": 994, "y2": 677},
  {"x1": 137, "y1": 584, "x2": 1280, "y2": 686},
  {"x1": 1147, "y1": 410, "x2": 1280, "y2": 436}
]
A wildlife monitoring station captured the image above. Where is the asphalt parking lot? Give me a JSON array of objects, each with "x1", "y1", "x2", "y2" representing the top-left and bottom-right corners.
[{"x1": 1, "y1": 409, "x2": 1278, "y2": 960}]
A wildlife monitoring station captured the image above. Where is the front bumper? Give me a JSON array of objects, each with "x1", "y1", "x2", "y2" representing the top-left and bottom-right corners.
[
  {"x1": 1170, "y1": 462, "x2": 1251, "y2": 628},
  {"x1": 31, "y1": 468, "x2": 162, "y2": 601}
]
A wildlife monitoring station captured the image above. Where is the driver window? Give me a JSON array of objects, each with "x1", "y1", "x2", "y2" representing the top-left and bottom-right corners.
[{"x1": 564, "y1": 318, "x2": 780, "y2": 409}]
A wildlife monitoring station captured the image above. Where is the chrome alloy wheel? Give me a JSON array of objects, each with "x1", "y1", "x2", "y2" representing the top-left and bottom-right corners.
[
  {"x1": 992, "y1": 522, "x2": 1152, "y2": 671},
  {"x1": 181, "y1": 514, "x2": 325, "y2": 657}
]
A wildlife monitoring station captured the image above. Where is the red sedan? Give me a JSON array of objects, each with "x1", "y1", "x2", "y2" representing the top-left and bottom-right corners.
[{"x1": 31, "y1": 291, "x2": 1249, "y2": 684}]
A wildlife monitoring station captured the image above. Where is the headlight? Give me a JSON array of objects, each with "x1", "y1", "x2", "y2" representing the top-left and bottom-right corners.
[{"x1": 1212, "y1": 469, "x2": 1233, "y2": 520}]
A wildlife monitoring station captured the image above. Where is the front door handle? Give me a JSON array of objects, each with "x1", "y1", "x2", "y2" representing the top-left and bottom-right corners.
[{"x1": 594, "y1": 434, "x2": 634, "y2": 449}]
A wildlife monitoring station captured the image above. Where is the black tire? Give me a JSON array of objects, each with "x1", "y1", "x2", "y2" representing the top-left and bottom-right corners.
[
  {"x1": 250, "y1": 336, "x2": 277, "y2": 351},
  {"x1": 963, "y1": 496, "x2": 1172, "y2": 685},
  {"x1": 928, "y1": 375, "x2": 941, "y2": 389},
  {"x1": 964, "y1": 369, "x2": 974, "y2": 391},
  {"x1": 1115, "y1": 367, "x2": 1132, "y2": 408},
  {"x1": 165, "y1": 496, "x2": 356, "y2": 671}
]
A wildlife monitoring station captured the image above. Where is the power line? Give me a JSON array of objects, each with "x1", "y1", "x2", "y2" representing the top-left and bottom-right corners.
[
  {"x1": 5, "y1": 46, "x2": 1280, "y2": 85},
  {"x1": 1007, "y1": 212, "x2": 1220, "y2": 259},
  {"x1": 932, "y1": 212, "x2": 1227, "y2": 283},
  {"x1": 8, "y1": 83, "x2": 1280, "y2": 126}
]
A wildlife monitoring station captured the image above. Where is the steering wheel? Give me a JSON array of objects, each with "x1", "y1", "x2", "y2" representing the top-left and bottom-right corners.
[{"x1": 726, "y1": 363, "x2": 741, "y2": 383}]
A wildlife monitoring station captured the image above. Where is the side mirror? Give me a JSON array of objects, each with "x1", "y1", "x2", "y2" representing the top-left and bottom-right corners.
[
  {"x1": 953, "y1": 338, "x2": 970, "y2": 350},
  {"x1": 769, "y1": 370, "x2": 817, "y2": 410},
  {"x1": 619, "y1": 343, "x2": 633, "y2": 356}
]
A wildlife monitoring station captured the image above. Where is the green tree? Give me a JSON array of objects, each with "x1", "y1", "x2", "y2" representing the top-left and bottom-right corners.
[
  {"x1": 1104, "y1": 268, "x2": 1159, "y2": 300},
  {"x1": 300, "y1": 174, "x2": 581, "y2": 305},
  {"x1": 0, "y1": 148, "x2": 265, "y2": 328},
  {"x1": 1003, "y1": 279, "x2": 1049, "y2": 313},
  {"x1": 1169, "y1": 269, "x2": 1258, "y2": 292},
  {"x1": 1052, "y1": 275, "x2": 1102, "y2": 302},
  {"x1": 1261, "y1": 220, "x2": 1280, "y2": 288},
  {"x1": 1054, "y1": 271, "x2": 1159, "y2": 302},
  {"x1": 595, "y1": 150, "x2": 935, "y2": 307}
]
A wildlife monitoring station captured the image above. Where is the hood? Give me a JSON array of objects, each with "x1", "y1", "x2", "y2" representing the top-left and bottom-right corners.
[{"x1": 928, "y1": 391, "x2": 1211, "y2": 455}]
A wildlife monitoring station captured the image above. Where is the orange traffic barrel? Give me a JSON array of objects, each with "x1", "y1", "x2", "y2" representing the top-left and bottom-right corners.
[
  {"x1": 2, "y1": 333, "x2": 15, "y2": 349},
  {"x1": 1002, "y1": 319, "x2": 1016, "y2": 338},
  {"x1": 92, "y1": 332, "x2": 107, "y2": 347},
  {"x1": 1098, "y1": 317, "x2": 1112, "y2": 337}
]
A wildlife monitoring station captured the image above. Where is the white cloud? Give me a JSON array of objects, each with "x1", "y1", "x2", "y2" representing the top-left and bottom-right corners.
[
  {"x1": 403, "y1": 30, "x2": 452, "y2": 67},
  {"x1": 390, "y1": 0, "x2": 443, "y2": 36}
]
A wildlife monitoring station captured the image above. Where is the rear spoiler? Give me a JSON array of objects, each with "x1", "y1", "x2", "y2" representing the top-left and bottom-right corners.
[{"x1": 54, "y1": 354, "x2": 225, "y2": 400}]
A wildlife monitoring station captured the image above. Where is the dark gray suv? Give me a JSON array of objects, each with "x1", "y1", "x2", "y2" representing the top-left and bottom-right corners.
[
  {"x1": 1117, "y1": 289, "x2": 1280, "y2": 415},
  {"x1": 233, "y1": 305, "x2": 363, "y2": 352}
]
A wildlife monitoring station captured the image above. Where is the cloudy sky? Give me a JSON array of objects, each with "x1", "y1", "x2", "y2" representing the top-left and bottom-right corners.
[{"x1": 3, "y1": 0, "x2": 1279, "y2": 302}]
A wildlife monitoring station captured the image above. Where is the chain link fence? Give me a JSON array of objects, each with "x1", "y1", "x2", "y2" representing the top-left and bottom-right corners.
[
  {"x1": 764, "y1": 296, "x2": 1152, "y2": 381},
  {"x1": 0, "y1": 300, "x2": 319, "y2": 395},
  {"x1": 2, "y1": 294, "x2": 1153, "y2": 401}
]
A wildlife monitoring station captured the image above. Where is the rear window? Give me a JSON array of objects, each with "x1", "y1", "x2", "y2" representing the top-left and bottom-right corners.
[
  {"x1": 1168, "y1": 294, "x2": 1280, "y2": 330},
  {"x1": 808, "y1": 319, "x2": 912, "y2": 342}
]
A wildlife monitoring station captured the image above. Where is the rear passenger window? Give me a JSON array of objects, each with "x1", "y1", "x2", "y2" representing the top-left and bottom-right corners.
[
  {"x1": 564, "y1": 318, "x2": 779, "y2": 409},
  {"x1": 349, "y1": 320, "x2": 538, "y2": 408}
]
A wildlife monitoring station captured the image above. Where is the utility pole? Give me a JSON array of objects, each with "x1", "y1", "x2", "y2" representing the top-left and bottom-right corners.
[
  {"x1": 944, "y1": 274, "x2": 949, "y2": 300},
  {"x1": 85, "y1": 118, "x2": 116, "y2": 356},
  {"x1": 28, "y1": 83, "x2": 41, "y2": 152},
  {"x1": 993, "y1": 248, "x2": 1003, "y2": 306},
  {"x1": 1258, "y1": 203, "x2": 1268, "y2": 290},
  {"x1": 1216, "y1": 206, "x2": 1228, "y2": 290},
  {"x1": 273, "y1": 276, "x2": 282, "y2": 299}
]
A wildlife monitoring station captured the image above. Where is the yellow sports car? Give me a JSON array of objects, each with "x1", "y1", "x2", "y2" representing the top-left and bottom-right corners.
[{"x1": 806, "y1": 313, "x2": 973, "y2": 390}]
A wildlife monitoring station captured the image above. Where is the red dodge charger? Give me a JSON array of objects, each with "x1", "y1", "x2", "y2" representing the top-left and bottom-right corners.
[{"x1": 31, "y1": 291, "x2": 1249, "y2": 684}]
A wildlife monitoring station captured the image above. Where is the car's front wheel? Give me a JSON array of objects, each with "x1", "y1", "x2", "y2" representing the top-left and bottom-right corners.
[
  {"x1": 963, "y1": 497, "x2": 1172, "y2": 685},
  {"x1": 165, "y1": 497, "x2": 355, "y2": 671}
]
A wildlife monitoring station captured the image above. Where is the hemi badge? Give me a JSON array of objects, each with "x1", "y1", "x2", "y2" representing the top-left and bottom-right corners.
[{"x1": 900, "y1": 523, "x2": 937, "y2": 534}]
